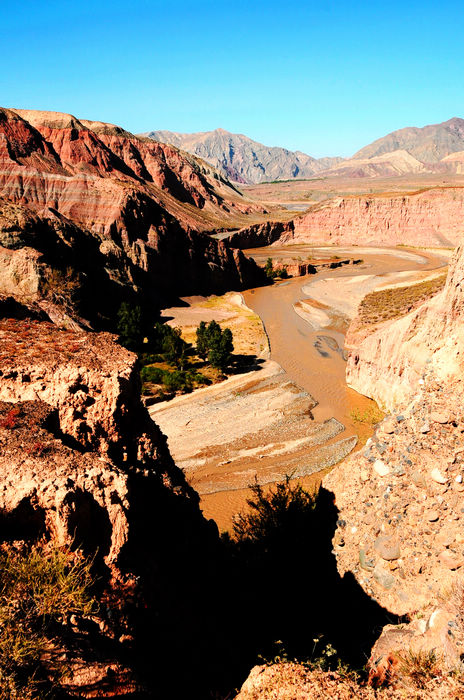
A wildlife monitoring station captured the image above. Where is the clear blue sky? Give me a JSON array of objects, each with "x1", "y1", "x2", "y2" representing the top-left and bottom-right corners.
[{"x1": 1, "y1": 0, "x2": 463, "y2": 157}]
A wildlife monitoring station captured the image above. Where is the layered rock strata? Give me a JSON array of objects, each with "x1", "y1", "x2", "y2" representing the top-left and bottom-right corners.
[
  {"x1": 0, "y1": 108, "x2": 266, "y2": 324},
  {"x1": 227, "y1": 188, "x2": 464, "y2": 249}
]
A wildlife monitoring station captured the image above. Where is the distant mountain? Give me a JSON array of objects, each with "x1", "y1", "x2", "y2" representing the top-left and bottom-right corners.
[
  {"x1": 319, "y1": 149, "x2": 429, "y2": 179},
  {"x1": 141, "y1": 128, "x2": 343, "y2": 184},
  {"x1": 353, "y1": 117, "x2": 464, "y2": 163},
  {"x1": 143, "y1": 118, "x2": 464, "y2": 185}
]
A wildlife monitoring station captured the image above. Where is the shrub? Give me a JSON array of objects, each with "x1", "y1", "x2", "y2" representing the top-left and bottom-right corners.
[
  {"x1": 41, "y1": 267, "x2": 81, "y2": 315},
  {"x1": 0, "y1": 407, "x2": 21, "y2": 430},
  {"x1": 264, "y1": 257, "x2": 275, "y2": 278},
  {"x1": 140, "y1": 366, "x2": 164, "y2": 384},
  {"x1": 117, "y1": 302, "x2": 144, "y2": 351},
  {"x1": 349, "y1": 406, "x2": 384, "y2": 425},
  {"x1": 397, "y1": 649, "x2": 441, "y2": 689},
  {"x1": 231, "y1": 477, "x2": 316, "y2": 547},
  {"x1": 0, "y1": 544, "x2": 95, "y2": 698},
  {"x1": 141, "y1": 365, "x2": 209, "y2": 395}
]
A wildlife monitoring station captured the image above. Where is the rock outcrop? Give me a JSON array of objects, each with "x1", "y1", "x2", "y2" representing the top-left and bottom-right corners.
[
  {"x1": 224, "y1": 219, "x2": 295, "y2": 248},
  {"x1": 0, "y1": 303, "x2": 218, "y2": 696},
  {"x1": 0, "y1": 108, "x2": 267, "y2": 325},
  {"x1": 229, "y1": 187, "x2": 464, "y2": 249},
  {"x1": 236, "y1": 660, "x2": 464, "y2": 699},
  {"x1": 0, "y1": 311, "x2": 209, "y2": 579}
]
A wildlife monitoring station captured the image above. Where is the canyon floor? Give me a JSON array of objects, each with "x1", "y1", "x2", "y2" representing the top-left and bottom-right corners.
[{"x1": 150, "y1": 245, "x2": 448, "y2": 530}]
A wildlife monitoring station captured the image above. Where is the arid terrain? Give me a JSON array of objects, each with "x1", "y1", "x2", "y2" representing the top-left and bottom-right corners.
[
  {"x1": 2, "y1": 105, "x2": 464, "y2": 699},
  {"x1": 150, "y1": 245, "x2": 447, "y2": 529}
]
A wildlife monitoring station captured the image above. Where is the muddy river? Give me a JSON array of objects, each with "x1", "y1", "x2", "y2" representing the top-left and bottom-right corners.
[
  {"x1": 242, "y1": 245, "x2": 447, "y2": 427},
  {"x1": 154, "y1": 246, "x2": 448, "y2": 530}
]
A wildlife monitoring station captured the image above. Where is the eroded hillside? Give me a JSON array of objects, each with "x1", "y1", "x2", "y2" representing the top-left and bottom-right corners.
[{"x1": 0, "y1": 108, "x2": 273, "y2": 325}]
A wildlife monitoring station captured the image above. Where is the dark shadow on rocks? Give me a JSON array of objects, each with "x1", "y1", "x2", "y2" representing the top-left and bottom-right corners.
[
  {"x1": 124, "y1": 481, "x2": 401, "y2": 699},
  {"x1": 0, "y1": 497, "x2": 47, "y2": 542},
  {"x1": 65, "y1": 489, "x2": 112, "y2": 563}
]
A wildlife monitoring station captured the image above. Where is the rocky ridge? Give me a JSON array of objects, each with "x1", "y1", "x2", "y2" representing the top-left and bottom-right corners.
[
  {"x1": 226, "y1": 187, "x2": 464, "y2": 249},
  {"x1": 0, "y1": 300, "x2": 217, "y2": 696},
  {"x1": 146, "y1": 118, "x2": 464, "y2": 183},
  {"x1": 354, "y1": 117, "x2": 464, "y2": 163},
  {"x1": 143, "y1": 128, "x2": 343, "y2": 184},
  {"x1": 0, "y1": 108, "x2": 267, "y2": 324}
]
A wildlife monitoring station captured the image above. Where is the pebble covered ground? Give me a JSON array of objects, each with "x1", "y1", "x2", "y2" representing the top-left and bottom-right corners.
[{"x1": 326, "y1": 368, "x2": 464, "y2": 615}]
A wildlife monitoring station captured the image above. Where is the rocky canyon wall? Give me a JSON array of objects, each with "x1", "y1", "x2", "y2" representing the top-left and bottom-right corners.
[
  {"x1": 228, "y1": 187, "x2": 464, "y2": 249},
  {"x1": 290, "y1": 189, "x2": 464, "y2": 247},
  {"x1": 0, "y1": 108, "x2": 266, "y2": 324},
  {"x1": 317, "y1": 241, "x2": 464, "y2": 677},
  {"x1": 0, "y1": 300, "x2": 219, "y2": 696},
  {"x1": 346, "y1": 244, "x2": 464, "y2": 412}
]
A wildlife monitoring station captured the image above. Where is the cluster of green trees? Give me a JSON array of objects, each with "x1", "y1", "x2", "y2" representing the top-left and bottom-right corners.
[
  {"x1": 117, "y1": 304, "x2": 235, "y2": 399},
  {"x1": 264, "y1": 257, "x2": 288, "y2": 279},
  {"x1": 117, "y1": 303, "x2": 193, "y2": 368},
  {"x1": 196, "y1": 320, "x2": 234, "y2": 371},
  {"x1": 140, "y1": 365, "x2": 208, "y2": 393}
]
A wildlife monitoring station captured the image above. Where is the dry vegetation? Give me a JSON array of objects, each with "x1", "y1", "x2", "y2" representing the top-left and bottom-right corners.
[
  {"x1": 0, "y1": 543, "x2": 95, "y2": 699},
  {"x1": 237, "y1": 661, "x2": 464, "y2": 699},
  {"x1": 356, "y1": 273, "x2": 447, "y2": 329}
]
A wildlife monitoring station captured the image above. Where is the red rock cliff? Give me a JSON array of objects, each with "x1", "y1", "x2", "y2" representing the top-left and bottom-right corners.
[
  {"x1": 0, "y1": 108, "x2": 266, "y2": 322},
  {"x1": 290, "y1": 189, "x2": 464, "y2": 247}
]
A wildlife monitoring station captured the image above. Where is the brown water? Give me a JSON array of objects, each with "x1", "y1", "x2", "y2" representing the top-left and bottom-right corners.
[
  {"x1": 244, "y1": 246, "x2": 446, "y2": 423},
  {"x1": 200, "y1": 246, "x2": 447, "y2": 530}
]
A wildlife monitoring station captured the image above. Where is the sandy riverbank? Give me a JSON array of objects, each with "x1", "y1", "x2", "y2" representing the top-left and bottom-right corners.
[{"x1": 150, "y1": 246, "x2": 447, "y2": 530}]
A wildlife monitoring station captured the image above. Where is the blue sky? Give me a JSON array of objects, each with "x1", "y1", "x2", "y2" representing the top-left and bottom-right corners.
[{"x1": 1, "y1": 0, "x2": 463, "y2": 157}]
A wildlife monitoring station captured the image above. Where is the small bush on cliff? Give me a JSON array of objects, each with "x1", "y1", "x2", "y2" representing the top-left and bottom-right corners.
[
  {"x1": 231, "y1": 477, "x2": 317, "y2": 547},
  {"x1": 41, "y1": 266, "x2": 81, "y2": 315},
  {"x1": 0, "y1": 544, "x2": 95, "y2": 698}
]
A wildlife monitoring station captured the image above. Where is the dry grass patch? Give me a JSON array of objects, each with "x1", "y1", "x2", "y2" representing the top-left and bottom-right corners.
[{"x1": 357, "y1": 273, "x2": 447, "y2": 328}]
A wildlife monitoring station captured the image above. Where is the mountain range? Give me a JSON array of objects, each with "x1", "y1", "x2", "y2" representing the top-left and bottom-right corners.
[
  {"x1": 143, "y1": 118, "x2": 464, "y2": 184},
  {"x1": 142, "y1": 128, "x2": 343, "y2": 184}
]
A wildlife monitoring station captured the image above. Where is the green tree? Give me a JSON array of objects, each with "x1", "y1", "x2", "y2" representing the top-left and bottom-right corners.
[
  {"x1": 196, "y1": 320, "x2": 209, "y2": 360},
  {"x1": 205, "y1": 320, "x2": 222, "y2": 345},
  {"x1": 117, "y1": 302, "x2": 144, "y2": 351},
  {"x1": 264, "y1": 257, "x2": 274, "y2": 278},
  {"x1": 162, "y1": 326, "x2": 189, "y2": 370},
  {"x1": 208, "y1": 326, "x2": 234, "y2": 371}
]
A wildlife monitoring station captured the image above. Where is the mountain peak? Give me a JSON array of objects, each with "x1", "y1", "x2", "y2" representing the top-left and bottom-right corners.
[
  {"x1": 143, "y1": 128, "x2": 342, "y2": 184},
  {"x1": 354, "y1": 117, "x2": 464, "y2": 162}
]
